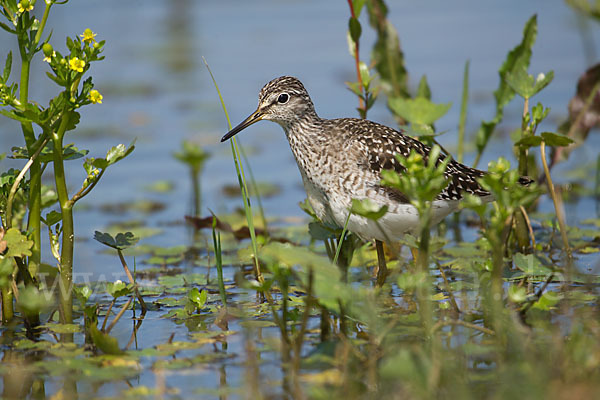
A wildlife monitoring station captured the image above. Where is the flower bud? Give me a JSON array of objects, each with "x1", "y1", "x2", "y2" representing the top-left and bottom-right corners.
[{"x1": 42, "y1": 43, "x2": 53, "y2": 57}]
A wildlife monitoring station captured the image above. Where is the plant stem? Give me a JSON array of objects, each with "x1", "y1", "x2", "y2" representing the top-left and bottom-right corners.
[
  {"x1": 375, "y1": 239, "x2": 387, "y2": 287},
  {"x1": 457, "y1": 60, "x2": 469, "y2": 164},
  {"x1": 333, "y1": 212, "x2": 351, "y2": 266},
  {"x1": 18, "y1": 39, "x2": 42, "y2": 278},
  {"x1": 1, "y1": 287, "x2": 14, "y2": 323},
  {"x1": 33, "y1": 3, "x2": 52, "y2": 45},
  {"x1": 191, "y1": 168, "x2": 201, "y2": 217},
  {"x1": 52, "y1": 113, "x2": 74, "y2": 324},
  {"x1": 117, "y1": 249, "x2": 147, "y2": 315},
  {"x1": 540, "y1": 142, "x2": 572, "y2": 260},
  {"x1": 105, "y1": 296, "x2": 133, "y2": 334},
  {"x1": 417, "y1": 212, "x2": 433, "y2": 338},
  {"x1": 212, "y1": 222, "x2": 227, "y2": 307},
  {"x1": 518, "y1": 97, "x2": 530, "y2": 176},
  {"x1": 347, "y1": 0, "x2": 364, "y2": 111},
  {"x1": 239, "y1": 144, "x2": 268, "y2": 233}
]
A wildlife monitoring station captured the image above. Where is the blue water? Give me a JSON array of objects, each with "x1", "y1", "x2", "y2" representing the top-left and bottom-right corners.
[{"x1": 0, "y1": 1, "x2": 599, "y2": 397}]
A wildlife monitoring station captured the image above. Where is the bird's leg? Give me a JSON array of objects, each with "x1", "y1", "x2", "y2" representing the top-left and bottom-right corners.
[
  {"x1": 375, "y1": 239, "x2": 388, "y2": 287},
  {"x1": 410, "y1": 248, "x2": 420, "y2": 265}
]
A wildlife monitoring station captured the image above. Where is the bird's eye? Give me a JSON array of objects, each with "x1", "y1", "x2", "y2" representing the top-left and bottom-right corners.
[{"x1": 277, "y1": 93, "x2": 289, "y2": 104}]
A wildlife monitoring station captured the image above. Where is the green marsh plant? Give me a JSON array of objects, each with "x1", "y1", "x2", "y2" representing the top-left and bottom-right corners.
[
  {"x1": 381, "y1": 146, "x2": 450, "y2": 337},
  {"x1": 463, "y1": 158, "x2": 538, "y2": 334},
  {"x1": 0, "y1": 1, "x2": 133, "y2": 328}
]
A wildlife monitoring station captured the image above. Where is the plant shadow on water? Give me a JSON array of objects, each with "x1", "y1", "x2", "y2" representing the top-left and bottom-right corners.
[{"x1": 1, "y1": 1, "x2": 600, "y2": 399}]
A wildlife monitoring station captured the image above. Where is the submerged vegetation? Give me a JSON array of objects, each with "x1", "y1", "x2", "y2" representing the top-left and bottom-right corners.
[{"x1": 0, "y1": 0, "x2": 599, "y2": 399}]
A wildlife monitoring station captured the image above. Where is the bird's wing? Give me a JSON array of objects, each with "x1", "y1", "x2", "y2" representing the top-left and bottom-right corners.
[{"x1": 341, "y1": 118, "x2": 490, "y2": 202}]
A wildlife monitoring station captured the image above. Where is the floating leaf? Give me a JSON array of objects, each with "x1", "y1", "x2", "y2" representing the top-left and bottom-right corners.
[
  {"x1": 188, "y1": 287, "x2": 208, "y2": 309},
  {"x1": 42, "y1": 323, "x2": 81, "y2": 334},
  {"x1": 513, "y1": 253, "x2": 554, "y2": 276}
]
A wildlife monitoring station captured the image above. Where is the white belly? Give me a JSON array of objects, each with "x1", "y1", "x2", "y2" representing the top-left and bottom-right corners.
[{"x1": 326, "y1": 194, "x2": 459, "y2": 243}]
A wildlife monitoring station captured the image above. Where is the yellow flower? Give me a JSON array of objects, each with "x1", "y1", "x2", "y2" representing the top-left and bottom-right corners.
[
  {"x1": 80, "y1": 28, "x2": 97, "y2": 44},
  {"x1": 43, "y1": 53, "x2": 55, "y2": 63},
  {"x1": 69, "y1": 57, "x2": 85, "y2": 73},
  {"x1": 17, "y1": 1, "x2": 34, "y2": 14},
  {"x1": 89, "y1": 90, "x2": 103, "y2": 104}
]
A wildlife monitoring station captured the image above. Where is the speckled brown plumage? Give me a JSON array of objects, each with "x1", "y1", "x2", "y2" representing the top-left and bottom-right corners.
[{"x1": 221, "y1": 76, "x2": 532, "y2": 242}]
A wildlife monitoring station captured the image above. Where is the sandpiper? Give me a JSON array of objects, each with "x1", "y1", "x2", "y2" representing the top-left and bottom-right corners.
[{"x1": 221, "y1": 76, "x2": 530, "y2": 282}]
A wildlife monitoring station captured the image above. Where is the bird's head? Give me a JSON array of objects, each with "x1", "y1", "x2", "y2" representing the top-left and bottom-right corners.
[{"x1": 221, "y1": 76, "x2": 315, "y2": 142}]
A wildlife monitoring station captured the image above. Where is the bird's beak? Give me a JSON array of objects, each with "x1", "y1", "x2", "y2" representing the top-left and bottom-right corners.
[{"x1": 220, "y1": 108, "x2": 263, "y2": 142}]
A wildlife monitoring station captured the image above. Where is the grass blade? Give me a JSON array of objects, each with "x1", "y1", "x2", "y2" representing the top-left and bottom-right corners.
[
  {"x1": 203, "y1": 57, "x2": 263, "y2": 282},
  {"x1": 457, "y1": 60, "x2": 469, "y2": 163}
]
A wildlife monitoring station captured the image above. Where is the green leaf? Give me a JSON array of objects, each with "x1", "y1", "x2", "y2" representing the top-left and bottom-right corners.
[
  {"x1": 513, "y1": 253, "x2": 553, "y2": 276},
  {"x1": 0, "y1": 21, "x2": 16, "y2": 34},
  {"x1": 308, "y1": 221, "x2": 336, "y2": 240},
  {"x1": 3, "y1": 51, "x2": 12, "y2": 82},
  {"x1": 0, "y1": 109, "x2": 32, "y2": 124},
  {"x1": 3, "y1": 228, "x2": 33, "y2": 258},
  {"x1": 532, "y1": 291, "x2": 561, "y2": 310},
  {"x1": 388, "y1": 96, "x2": 451, "y2": 126},
  {"x1": 89, "y1": 324, "x2": 123, "y2": 355},
  {"x1": 17, "y1": 285, "x2": 51, "y2": 317},
  {"x1": 505, "y1": 68, "x2": 554, "y2": 99},
  {"x1": 533, "y1": 71, "x2": 554, "y2": 94},
  {"x1": 173, "y1": 140, "x2": 210, "y2": 172},
  {"x1": 349, "y1": 17, "x2": 362, "y2": 43},
  {"x1": 541, "y1": 132, "x2": 574, "y2": 147},
  {"x1": 352, "y1": 0, "x2": 366, "y2": 16},
  {"x1": 188, "y1": 288, "x2": 208, "y2": 308},
  {"x1": 93, "y1": 231, "x2": 139, "y2": 250},
  {"x1": 475, "y1": 14, "x2": 537, "y2": 157},
  {"x1": 416, "y1": 75, "x2": 431, "y2": 100},
  {"x1": 260, "y1": 242, "x2": 357, "y2": 313},
  {"x1": 508, "y1": 285, "x2": 528, "y2": 303},
  {"x1": 42, "y1": 211, "x2": 62, "y2": 226},
  {"x1": 73, "y1": 285, "x2": 92, "y2": 305},
  {"x1": 42, "y1": 323, "x2": 81, "y2": 334},
  {"x1": 11, "y1": 143, "x2": 89, "y2": 163},
  {"x1": 367, "y1": 0, "x2": 410, "y2": 100},
  {"x1": 105, "y1": 141, "x2": 136, "y2": 166},
  {"x1": 106, "y1": 280, "x2": 132, "y2": 298},
  {"x1": 504, "y1": 66, "x2": 535, "y2": 98},
  {"x1": 350, "y1": 198, "x2": 388, "y2": 221},
  {"x1": 515, "y1": 135, "x2": 543, "y2": 148},
  {"x1": 358, "y1": 61, "x2": 371, "y2": 87}
]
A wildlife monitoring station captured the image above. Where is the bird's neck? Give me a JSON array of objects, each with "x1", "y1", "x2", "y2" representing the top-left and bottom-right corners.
[{"x1": 283, "y1": 110, "x2": 324, "y2": 142}]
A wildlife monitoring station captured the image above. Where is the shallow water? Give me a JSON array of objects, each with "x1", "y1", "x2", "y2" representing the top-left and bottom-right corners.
[{"x1": 1, "y1": 1, "x2": 599, "y2": 398}]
